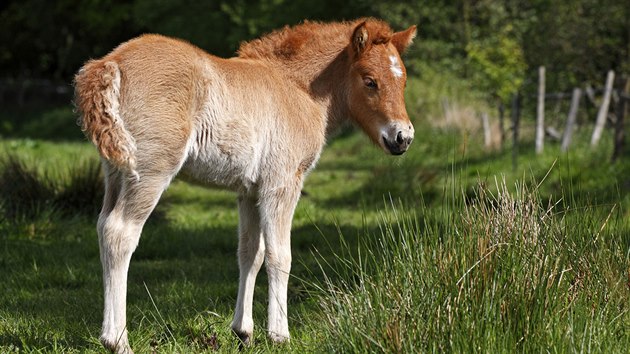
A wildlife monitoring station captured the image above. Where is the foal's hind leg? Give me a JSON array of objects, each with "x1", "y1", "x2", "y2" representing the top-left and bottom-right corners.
[
  {"x1": 98, "y1": 167, "x2": 172, "y2": 353},
  {"x1": 231, "y1": 195, "x2": 265, "y2": 344}
]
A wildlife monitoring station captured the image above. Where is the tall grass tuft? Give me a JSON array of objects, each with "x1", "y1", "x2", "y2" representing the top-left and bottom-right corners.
[
  {"x1": 313, "y1": 179, "x2": 629, "y2": 352},
  {"x1": 54, "y1": 158, "x2": 103, "y2": 216},
  {"x1": 0, "y1": 153, "x2": 103, "y2": 223},
  {"x1": 0, "y1": 154, "x2": 55, "y2": 220}
]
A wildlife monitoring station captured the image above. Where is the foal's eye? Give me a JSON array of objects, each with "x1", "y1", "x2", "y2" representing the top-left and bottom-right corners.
[{"x1": 363, "y1": 77, "x2": 378, "y2": 89}]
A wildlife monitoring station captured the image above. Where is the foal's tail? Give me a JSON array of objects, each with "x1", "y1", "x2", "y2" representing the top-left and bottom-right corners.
[{"x1": 74, "y1": 60, "x2": 139, "y2": 179}]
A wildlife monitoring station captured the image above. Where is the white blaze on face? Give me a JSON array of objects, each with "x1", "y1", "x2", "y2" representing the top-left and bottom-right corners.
[{"x1": 389, "y1": 55, "x2": 403, "y2": 78}]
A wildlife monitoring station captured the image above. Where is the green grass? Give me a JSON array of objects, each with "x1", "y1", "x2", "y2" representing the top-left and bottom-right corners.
[
  {"x1": 313, "y1": 181, "x2": 629, "y2": 352},
  {"x1": 1, "y1": 79, "x2": 629, "y2": 352}
]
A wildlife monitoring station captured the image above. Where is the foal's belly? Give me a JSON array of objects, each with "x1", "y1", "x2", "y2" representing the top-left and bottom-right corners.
[{"x1": 179, "y1": 143, "x2": 261, "y2": 195}]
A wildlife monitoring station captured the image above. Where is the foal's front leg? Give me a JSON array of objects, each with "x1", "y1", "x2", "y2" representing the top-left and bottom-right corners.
[
  {"x1": 259, "y1": 184, "x2": 302, "y2": 342},
  {"x1": 231, "y1": 196, "x2": 265, "y2": 344}
]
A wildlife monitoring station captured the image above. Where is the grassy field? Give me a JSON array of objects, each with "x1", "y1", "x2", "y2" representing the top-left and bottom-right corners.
[{"x1": 1, "y1": 79, "x2": 629, "y2": 352}]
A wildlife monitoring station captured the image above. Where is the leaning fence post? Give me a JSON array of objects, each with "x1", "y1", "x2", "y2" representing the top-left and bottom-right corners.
[
  {"x1": 612, "y1": 78, "x2": 630, "y2": 161},
  {"x1": 561, "y1": 88, "x2": 582, "y2": 152},
  {"x1": 498, "y1": 101, "x2": 505, "y2": 148},
  {"x1": 536, "y1": 66, "x2": 545, "y2": 154},
  {"x1": 591, "y1": 70, "x2": 615, "y2": 147},
  {"x1": 511, "y1": 92, "x2": 520, "y2": 171}
]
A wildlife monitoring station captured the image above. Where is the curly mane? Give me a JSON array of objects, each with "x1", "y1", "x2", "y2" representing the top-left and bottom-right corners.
[{"x1": 238, "y1": 18, "x2": 394, "y2": 61}]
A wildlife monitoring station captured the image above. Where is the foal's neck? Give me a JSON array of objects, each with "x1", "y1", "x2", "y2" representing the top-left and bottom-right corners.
[
  {"x1": 238, "y1": 22, "x2": 356, "y2": 137},
  {"x1": 287, "y1": 48, "x2": 352, "y2": 137}
]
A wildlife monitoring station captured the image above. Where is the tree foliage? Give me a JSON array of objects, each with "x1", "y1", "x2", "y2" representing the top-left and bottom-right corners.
[
  {"x1": 0, "y1": 0, "x2": 628, "y2": 97},
  {"x1": 0, "y1": 0, "x2": 369, "y2": 81},
  {"x1": 466, "y1": 24, "x2": 527, "y2": 101}
]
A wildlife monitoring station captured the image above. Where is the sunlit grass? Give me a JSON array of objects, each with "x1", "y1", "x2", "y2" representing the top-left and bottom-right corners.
[
  {"x1": 311, "y1": 178, "x2": 629, "y2": 352},
  {"x1": 1, "y1": 111, "x2": 629, "y2": 352}
]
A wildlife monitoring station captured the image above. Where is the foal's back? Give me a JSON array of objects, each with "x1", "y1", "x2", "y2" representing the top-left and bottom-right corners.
[{"x1": 76, "y1": 34, "x2": 325, "y2": 189}]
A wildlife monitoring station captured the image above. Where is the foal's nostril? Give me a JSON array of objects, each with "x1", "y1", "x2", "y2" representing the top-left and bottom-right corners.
[{"x1": 396, "y1": 131, "x2": 404, "y2": 145}]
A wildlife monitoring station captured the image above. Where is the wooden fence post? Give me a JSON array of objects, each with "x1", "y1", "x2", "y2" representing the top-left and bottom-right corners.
[
  {"x1": 612, "y1": 78, "x2": 630, "y2": 161},
  {"x1": 562, "y1": 88, "x2": 582, "y2": 152},
  {"x1": 536, "y1": 66, "x2": 545, "y2": 154},
  {"x1": 511, "y1": 93, "x2": 520, "y2": 171},
  {"x1": 498, "y1": 101, "x2": 505, "y2": 148},
  {"x1": 591, "y1": 70, "x2": 615, "y2": 147},
  {"x1": 442, "y1": 97, "x2": 451, "y2": 125},
  {"x1": 481, "y1": 112, "x2": 491, "y2": 149}
]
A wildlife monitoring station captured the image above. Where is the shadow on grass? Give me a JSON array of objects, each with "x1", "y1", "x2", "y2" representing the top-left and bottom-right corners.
[
  {"x1": 159, "y1": 181, "x2": 238, "y2": 212},
  {"x1": 0, "y1": 203, "x2": 366, "y2": 351}
]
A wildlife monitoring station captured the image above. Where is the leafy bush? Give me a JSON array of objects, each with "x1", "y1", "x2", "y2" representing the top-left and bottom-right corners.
[{"x1": 466, "y1": 24, "x2": 527, "y2": 101}]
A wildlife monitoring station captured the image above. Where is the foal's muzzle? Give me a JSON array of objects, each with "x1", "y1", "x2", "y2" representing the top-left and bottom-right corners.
[{"x1": 382, "y1": 123, "x2": 414, "y2": 155}]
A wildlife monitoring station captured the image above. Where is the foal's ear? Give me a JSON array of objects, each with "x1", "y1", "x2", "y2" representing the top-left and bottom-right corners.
[
  {"x1": 352, "y1": 21, "x2": 369, "y2": 56},
  {"x1": 392, "y1": 25, "x2": 417, "y2": 54}
]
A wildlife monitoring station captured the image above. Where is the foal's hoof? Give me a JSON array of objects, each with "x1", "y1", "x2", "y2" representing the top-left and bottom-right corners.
[
  {"x1": 100, "y1": 335, "x2": 133, "y2": 354},
  {"x1": 268, "y1": 332, "x2": 290, "y2": 344},
  {"x1": 232, "y1": 329, "x2": 252, "y2": 347}
]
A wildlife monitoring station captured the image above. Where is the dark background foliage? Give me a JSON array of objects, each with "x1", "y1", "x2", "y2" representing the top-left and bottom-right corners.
[{"x1": 1, "y1": 0, "x2": 628, "y2": 93}]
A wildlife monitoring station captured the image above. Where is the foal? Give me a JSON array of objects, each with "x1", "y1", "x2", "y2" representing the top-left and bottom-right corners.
[{"x1": 74, "y1": 18, "x2": 416, "y2": 353}]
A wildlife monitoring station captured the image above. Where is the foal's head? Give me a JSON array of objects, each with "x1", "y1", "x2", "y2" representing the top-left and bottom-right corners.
[{"x1": 347, "y1": 20, "x2": 417, "y2": 155}]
